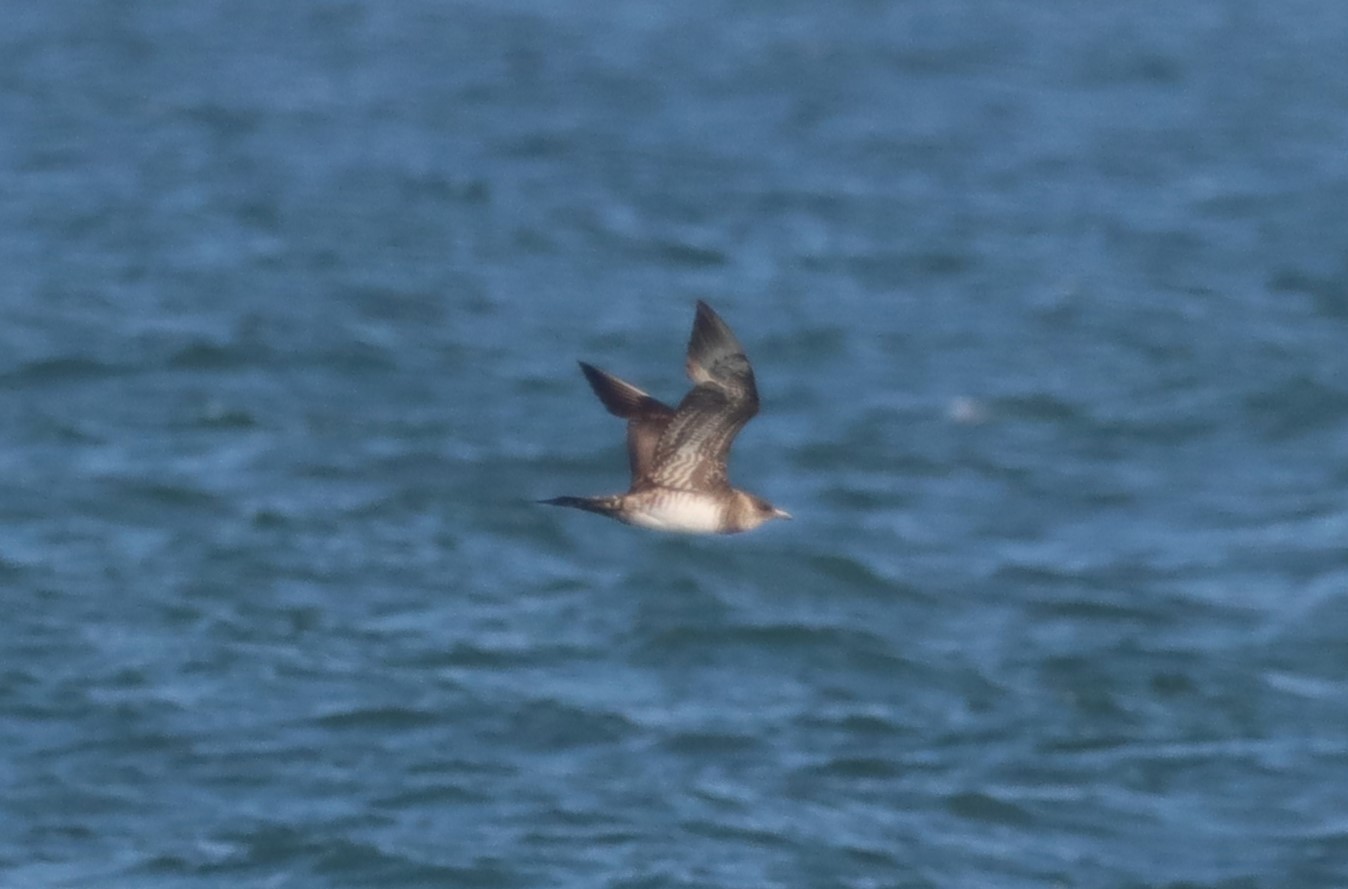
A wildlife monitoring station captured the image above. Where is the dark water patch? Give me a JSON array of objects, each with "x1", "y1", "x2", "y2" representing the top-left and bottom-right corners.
[
  {"x1": 204, "y1": 825, "x2": 324, "y2": 871},
  {"x1": 658, "y1": 729, "x2": 764, "y2": 757},
  {"x1": 0, "y1": 355, "x2": 126, "y2": 388},
  {"x1": 1149, "y1": 669, "x2": 1199, "y2": 697},
  {"x1": 800, "y1": 706, "x2": 907, "y2": 738},
  {"x1": 516, "y1": 803, "x2": 649, "y2": 854},
  {"x1": 798, "y1": 551, "x2": 906, "y2": 596},
  {"x1": 95, "y1": 477, "x2": 229, "y2": 514},
  {"x1": 373, "y1": 781, "x2": 487, "y2": 809},
  {"x1": 56, "y1": 724, "x2": 198, "y2": 765},
  {"x1": 635, "y1": 620, "x2": 910, "y2": 675},
  {"x1": 1268, "y1": 265, "x2": 1348, "y2": 309},
  {"x1": 835, "y1": 842, "x2": 904, "y2": 870},
  {"x1": 10, "y1": 416, "x2": 106, "y2": 446},
  {"x1": 390, "y1": 640, "x2": 592, "y2": 671},
  {"x1": 815, "y1": 483, "x2": 912, "y2": 512},
  {"x1": 850, "y1": 247, "x2": 973, "y2": 287},
  {"x1": 313, "y1": 704, "x2": 442, "y2": 732},
  {"x1": 165, "y1": 338, "x2": 263, "y2": 371},
  {"x1": 141, "y1": 847, "x2": 234, "y2": 878},
  {"x1": 0, "y1": 553, "x2": 27, "y2": 579},
  {"x1": 945, "y1": 789, "x2": 1036, "y2": 827},
  {"x1": 311, "y1": 841, "x2": 527, "y2": 889},
  {"x1": 540, "y1": 804, "x2": 629, "y2": 829},
  {"x1": 492, "y1": 699, "x2": 638, "y2": 752},
  {"x1": 1019, "y1": 589, "x2": 1180, "y2": 628},
  {"x1": 610, "y1": 872, "x2": 731, "y2": 889},
  {"x1": 993, "y1": 392, "x2": 1086, "y2": 425},
  {"x1": 248, "y1": 507, "x2": 289, "y2": 529},
  {"x1": 764, "y1": 325, "x2": 849, "y2": 367},
  {"x1": 996, "y1": 554, "x2": 1215, "y2": 604},
  {"x1": 648, "y1": 238, "x2": 729, "y2": 268},
  {"x1": 806, "y1": 754, "x2": 904, "y2": 781},
  {"x1": 1243, "y1": 372, "x2": 1348, "y2": 441},
  {"x1": 194, "y1": 824, "x2": 529, "y2": 887},
  {"x1": 1085, "y1": 408, "x2": 1226, "y2": 450}
]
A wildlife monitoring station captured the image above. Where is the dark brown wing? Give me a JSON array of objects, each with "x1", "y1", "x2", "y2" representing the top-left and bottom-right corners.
[
  {"x1": 648, "y1": 302, "x2": 759, "y2": 492},
  {"x1": 578, "y1": 362, "x2": 675, "y2": 485}
]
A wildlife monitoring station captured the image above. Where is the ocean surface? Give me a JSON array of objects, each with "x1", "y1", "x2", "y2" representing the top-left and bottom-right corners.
[{"x1": 4, "y1": 2, "x2": 1348, "y2": 887}]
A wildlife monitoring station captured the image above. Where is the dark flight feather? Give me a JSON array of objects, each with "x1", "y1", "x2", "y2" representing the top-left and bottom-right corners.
[
  {"x1": 578, "y1": 362, "x2": 675, "y2": 482},
  {"x1": 647, "y1": 301, "x2": 760, "y2": 491}
]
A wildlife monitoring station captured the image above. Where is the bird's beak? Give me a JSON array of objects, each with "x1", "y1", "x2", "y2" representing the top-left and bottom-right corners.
[{"x1": 773, "y1": 508, "x2": 793, "y2": 520}]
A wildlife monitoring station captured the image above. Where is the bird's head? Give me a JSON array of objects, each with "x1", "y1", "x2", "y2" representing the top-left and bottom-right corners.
[{"x1": 736, "y1": 492, "x2": 792, "y2": 531}]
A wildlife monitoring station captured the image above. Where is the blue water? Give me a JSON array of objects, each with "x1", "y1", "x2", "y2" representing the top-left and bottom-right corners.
[{"x1": 5, "y1": 2, "x2": 1348, "y2": 887}]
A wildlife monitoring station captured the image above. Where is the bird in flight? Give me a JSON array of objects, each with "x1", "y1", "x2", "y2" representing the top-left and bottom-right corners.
[{"x1": 541, "y1": 301, "x2": 791, "y2": 534}]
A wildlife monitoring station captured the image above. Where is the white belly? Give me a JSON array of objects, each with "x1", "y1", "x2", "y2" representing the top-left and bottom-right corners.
[{"x1": 624, "y1": 491, "x2": 726, "y2": 534}]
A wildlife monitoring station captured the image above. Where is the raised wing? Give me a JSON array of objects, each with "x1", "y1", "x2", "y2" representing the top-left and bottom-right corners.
[
  {"x1": 648, "y1": 302, "x2": 759, "y2": 491},
  {"x1": 578, "y1": 362, "x2": 675, "y2": 484}
]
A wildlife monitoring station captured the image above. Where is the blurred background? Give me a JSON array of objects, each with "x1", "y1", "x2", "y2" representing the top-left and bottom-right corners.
[{"x1": 3, "y1": 1, "x2": 1348, "y2": 887}]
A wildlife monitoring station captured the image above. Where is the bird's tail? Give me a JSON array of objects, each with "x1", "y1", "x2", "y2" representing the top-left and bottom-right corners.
[{"x1": 538, "y1": 495, "x2": 624, "y2": 517}]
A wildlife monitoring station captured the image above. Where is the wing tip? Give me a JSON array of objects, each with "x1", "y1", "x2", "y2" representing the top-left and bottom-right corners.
[
  {"x1": 687, "y1": 300, "x2": 746, "y2": 372},
  {"x1": 578, "y1": 361, "x2": 669, "y2": 420}
]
